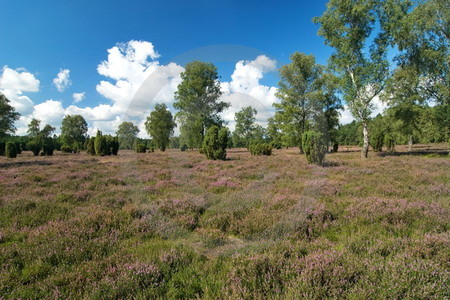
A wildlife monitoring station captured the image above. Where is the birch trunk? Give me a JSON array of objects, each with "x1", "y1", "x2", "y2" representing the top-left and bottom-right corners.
[
  {"x1": 408, "y1": 135, "x2": 413, "y2": 152},
  {"x1": 362, "y1": 121, "x2": 369, "y2": 158}
]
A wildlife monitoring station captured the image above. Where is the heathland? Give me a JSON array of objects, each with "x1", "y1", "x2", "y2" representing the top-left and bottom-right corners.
[{"x1": 0, "y1": 145, "x2": 449, "y2": 299}]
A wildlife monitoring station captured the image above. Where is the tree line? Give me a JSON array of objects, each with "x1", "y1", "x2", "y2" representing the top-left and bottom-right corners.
[{"x1": 0, "y1": 0, "x2": 448, "y2": 162}]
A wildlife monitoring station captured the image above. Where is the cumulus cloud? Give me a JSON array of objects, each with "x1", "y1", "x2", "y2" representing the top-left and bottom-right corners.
[
  {"x1": 53, "y1": 69, "x2": 71, "y2": 92},
  {"x1": 220, "y1": 55, "x2": 278, "y2": 131},
  {"x1": 96, "y1": 40, "x2": 183, "y2": 119},
  {"x1": 0, "y1": 66, "x2": 39, "y2": 115},
  {"x1": 72, "y1": 92, "x2": 85, "y2": 103},
  {"x1": 5, "y1": 42, "x2": 283, "y2": 137}
]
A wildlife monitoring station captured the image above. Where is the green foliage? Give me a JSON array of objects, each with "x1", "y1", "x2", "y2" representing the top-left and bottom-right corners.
[
  {"x1": 0, "y1": 141, "x2": 5, "y2": 156},
  {"x1": 233, "y1": 106, "x2": 257, "y2": 148},
  {"x1": 94, "y1": 131, "x2": 109, "y2": 156},
  {"x1": 174, "y1": 61, "x2": 229, "y2": 148},
  {"x1": 249, "y1": 143, "x2": 272, "y2": 156},
  {"x1": 370, "y1": 115, "x2": 386, "y2": 152},
  {"x1": 86, "y1": 137, "x2": 96, "y2": 155},
  {"x1": 5, "y1": 141, "x2": 17, "y2": 158},
  {"x1": 116, "y1": 122, "x2": 139, "y2": 150},
  {"x1": 202, "y1": 126, "x2": 228, "y2": 160},
  {"x1": 60, "y1": 115, "x2": 88, "y2": 148},
  {"x1": 169, "y1": 136, "x2": 180, "y2": 149},
  {"x1": 0, "y1": 93, "x2": 20, "y2": 139},
  {"x1": 135, "y1": 143, "x2": 147, "y2": 153},
  {"x1": 332, "y1": 142, "x2": 338, "y2": 152},
  {"x1": 145, "y1": 103, "x2": 176, "y2": 152},
  {"x1": 180, "y1": 144, "x2": 188, "y2": 152},
  {"x1": 302, "y1": 130, "x2": 327, "y2": 165},
  {"x1": 60, "y1": 145, "x2": 73, "y2": 153},
  {"x1": 274, "y1": 52, "x2": 323, "y2": 152},
  {"x1": 42, "y1": 138, "x2": 55, "y2": 156},
  {"x1": 27, "y1": 141, "x2": 41, "y2": 156}
]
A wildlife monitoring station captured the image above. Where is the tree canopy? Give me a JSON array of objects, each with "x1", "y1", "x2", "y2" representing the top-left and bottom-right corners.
[
  {"x1": 0, "y1": 93, "x2": 20, "y2": 140},
  {"x1": 145, "y1": 103, "x2": 176, "y2": 152}
]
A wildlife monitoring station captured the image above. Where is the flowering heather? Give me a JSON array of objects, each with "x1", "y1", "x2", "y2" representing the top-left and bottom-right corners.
[{"x1": 0, "y1": 144, "x2": 448, "y2": 298}]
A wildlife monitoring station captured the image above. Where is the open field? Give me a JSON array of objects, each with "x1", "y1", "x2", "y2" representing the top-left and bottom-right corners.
[{"x1": 0, "y1": 145, "x2": 449, "y2": 299}]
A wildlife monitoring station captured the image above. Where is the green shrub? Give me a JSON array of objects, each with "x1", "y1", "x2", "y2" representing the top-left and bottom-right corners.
[
  {"x1": 5, "y1": 142, "x2": 17, "y2": 158},
  {"x1": 180, "y1": 144, "x2": 188, "y2": 152},
  {"x1": 202, "y1": 126, "x2": 228, "y2": 160},
  {"x1": 111, "y1": 136, "x2": 120, "y2": 155},
  {"x1": 61, "y1": 145, "x2": 73, "y2": 153},
  {"x1": 135, "y1": 143, "x2": 147, "y2": 153},
  {"x1": 332, "y1": 142, "x2": 338, "y2": 152},
  {"x1": 0, "y1": 141, "x2": 5, "y2": 156},
  {"x1": 370, "y1": 130, "x2": 384, "y2": 152},
  {"x1": 86, "y1": 137, "x2": 96, "y2": 155},
  {"x1": 249, "y1": 143, "x2": 272, "y2": 156},
  {"x1": 94, "y1": 131, "x2": 108, "y2": 156},
  {"x1": 42, "y1": 138, "x2": 55, "y2": 156},
  {"x1": 302, "y1": 130, "x2": 327, "y2": 165},
  {"x1": 27, "y1": 141, "x2": 41, "y2": 156}
]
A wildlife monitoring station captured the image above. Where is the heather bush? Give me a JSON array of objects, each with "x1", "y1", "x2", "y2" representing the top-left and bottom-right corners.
[
  {"x1": 249, "y1": 143, "x2": 272, "y2": 156},
  {"x1": 302, "y1": 130, "x2": 327, "y2": 164},
  {"x1": 202, "y1": 126, "x2": 228, "y2": 160},
  {"x1": 5, "y1": 141, "x2": 17, "y2": 158}
]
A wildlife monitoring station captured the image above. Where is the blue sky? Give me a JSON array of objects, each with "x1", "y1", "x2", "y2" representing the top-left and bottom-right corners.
[{"x1": 1, "y1": 0, "x2": 361, "y2": 136}]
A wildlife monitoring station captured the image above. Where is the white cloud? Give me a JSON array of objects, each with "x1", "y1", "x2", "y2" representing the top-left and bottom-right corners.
[
  {"x1": 53, "y1": 69, "x2": 71, "y2": 92},
  {"x1": 72, "y1": 92, "x2": 85, "y2": 103},
  {"x1": 220, "y1": 55, "x2": 278, "y2": 131},
  {"x1": 0, "y1": 66, "x2": 39, "y2": 115},
  {"x1": 32, "y1": 100, "x2": 65, "y2": 128},
  {"x1": 96, "y1": 40, "x2": 184, "y2": 119}
]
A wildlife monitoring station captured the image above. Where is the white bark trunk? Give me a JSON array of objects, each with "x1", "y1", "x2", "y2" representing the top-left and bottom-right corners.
[
  {"x1": 408, "y1": 135, "x2": 413, "y2": 152},
  {"x1": 362, "y1": 121, "x2": 369, "y2": 158}
]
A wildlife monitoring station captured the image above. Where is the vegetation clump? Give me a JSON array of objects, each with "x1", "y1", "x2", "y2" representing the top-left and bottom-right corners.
[
  {"x1": 202, "y1": 126, "x2": 229, "y2": 160},
  {"x1": 249, "y1": 143, "x2": 272, "y2": 156},
  {"x1": 5, "y1": 141, "x2": 17, "y2": 158},
  {"x1": 302, "y1": 130, "x2": 327, "y2": 164}
]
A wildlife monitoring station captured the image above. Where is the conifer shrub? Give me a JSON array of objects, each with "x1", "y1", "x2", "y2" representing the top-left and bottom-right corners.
[
  {"x1": 0, "y1": 141, "x2": 5, "y2": 156},
  {"x1": 135, "y1": 143, "x2": 147, "y2": 153},
  {"x1": 249, "y1": 143, "x2": 272, "y2": 156},
  {"x1": 27, "y1": 141, "x2": 41, "y2": 156},
  {"x1": 86, "y1": 137, "x2": 96, "y2": 155},
  {"x1": 111, "y1": 136, "x2": 119, "y2": 155},
  {"x1": 370, "y1": 130, "x2": 384, "y2": 152},
  {"x1": 302, "y1": 130, "x2": 327, "y2": 165},
  {"x1": 94, "y1": 131, "x2": 108, "y2": 156},
  {"x1": 333, "y1": 142, "x2": 339, "y2": 152},
  {"x1": 202, "y1": 126, "x2": 228, "y2": 160},
  {"x1": 61, "y1": 145, "x2": 73, "y2": 153},
  {"x1": 42, "y1": 138, "x2": 55, "y2": 156},
  {"x1": 180, "y1": 144, "x2": 188, "y2": 152},
  {"x1": 5, "y1": 142, "x2": 17, "y2": 158}
]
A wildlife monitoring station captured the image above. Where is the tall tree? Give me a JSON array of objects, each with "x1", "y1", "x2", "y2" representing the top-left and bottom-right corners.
[
  {"x1": 0, "y1": 93, "x2": 20, "y2": 140},
  {"x1": 60, "y1": 115, "x2": 88, "y2": 148},
  {"x1": 233, "y1": 106, "x2": 257, "y2": 148},
  {"x1": 116, "y1": 121, "x2": 139, "y2": 150},
  {"x1": 174, "y1": 61, "x2": 229, "y2": 148},
  {"x1": 145, "y1": 103, "x2": 176, "y2": 152},
  {"x1": 393, "y1": 0, "x2": 449, "y2": 140},
  {"x1": 274, "y1": 52, "x2": 324, "y2": 153},
  {"x1": 27, "y1": 118, "x2": 41, "y2": 138},
  {"x1": 382, "y1": 66, "x2": 425, "y2": 151},
  {"x1": 314, "y1": 0, "x2": 408, "y2": 157}
]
